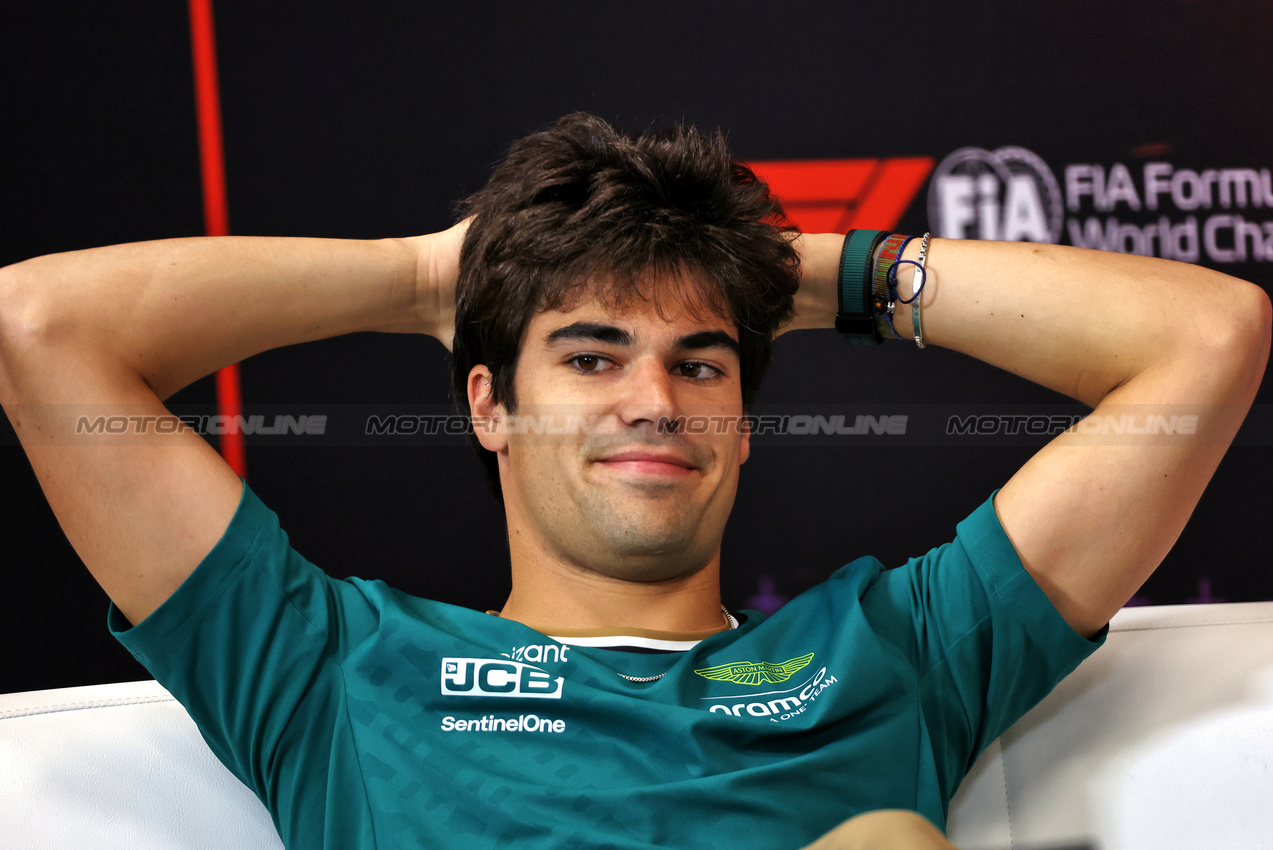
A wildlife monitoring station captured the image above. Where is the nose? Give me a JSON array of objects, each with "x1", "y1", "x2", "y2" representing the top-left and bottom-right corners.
[{"x1": 616, "y1": 356, "x2": 680, "y2": 433}]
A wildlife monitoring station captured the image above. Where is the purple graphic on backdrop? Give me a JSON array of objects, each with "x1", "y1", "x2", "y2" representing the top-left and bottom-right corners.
[{"x1": 746, "y1": 576, "x2": 790, "y2": 615}]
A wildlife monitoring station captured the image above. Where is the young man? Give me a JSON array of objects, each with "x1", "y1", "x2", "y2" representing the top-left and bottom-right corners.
[{"x1": 0, "y1": 113, "x2": 1267, "y2": 849}]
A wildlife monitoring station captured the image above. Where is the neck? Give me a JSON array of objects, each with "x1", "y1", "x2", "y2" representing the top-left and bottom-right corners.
[{"x1": 496, "y1": 538, "x2": 727, "y2": 636}]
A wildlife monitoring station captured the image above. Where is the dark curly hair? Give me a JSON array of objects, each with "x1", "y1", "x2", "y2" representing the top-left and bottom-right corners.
[{"x1": 452, "y1": 112, "x2": 800, "y2": 498}]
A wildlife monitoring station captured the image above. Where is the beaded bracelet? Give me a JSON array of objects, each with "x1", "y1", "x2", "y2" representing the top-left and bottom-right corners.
[{"x1": 871, "y1": 233, "x2": 912, "y2": 341}]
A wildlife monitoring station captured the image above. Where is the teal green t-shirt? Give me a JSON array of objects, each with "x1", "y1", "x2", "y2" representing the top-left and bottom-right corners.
[{"x1": 109, "y1": 480, "x2": 1104, "y2": 849}]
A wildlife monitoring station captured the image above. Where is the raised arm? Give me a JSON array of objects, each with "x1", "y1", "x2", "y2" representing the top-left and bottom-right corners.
[
  {"x1": 789, "y1": 234, "x2": 1271, "y2": 637},
  {"x1": 0, "y1": 222, "x2": 465, "y2": 626}
]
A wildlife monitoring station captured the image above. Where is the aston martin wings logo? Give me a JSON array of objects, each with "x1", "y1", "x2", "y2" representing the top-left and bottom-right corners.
[{"x1": 694, "y1": 653, "x2": 815, "y2": 686}]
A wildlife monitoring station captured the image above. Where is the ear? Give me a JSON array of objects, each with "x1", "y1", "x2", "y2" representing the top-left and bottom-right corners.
[
  {"x1": 738, "y1": 412, "x2": 751, "y2": 465},
  {"x1": 467, "y1": 365, "x2": 508, "y2": 453}
]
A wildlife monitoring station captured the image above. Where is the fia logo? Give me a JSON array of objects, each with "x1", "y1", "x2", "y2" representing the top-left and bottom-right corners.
[
  {"x1": 928, "y1": 147, "x2": 1063, "y2": 244},
  {"x1": 441, "y1": 657, "x2": 564, "y2": 699}
]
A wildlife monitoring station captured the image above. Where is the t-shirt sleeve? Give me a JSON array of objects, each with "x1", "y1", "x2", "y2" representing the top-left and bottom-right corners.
[
  {"x1": 858, "y1": 489, "x2": 1107, "y2": 791},
  {"x1": 106, "y1": 477, "x2": 380, "y2": 818}
]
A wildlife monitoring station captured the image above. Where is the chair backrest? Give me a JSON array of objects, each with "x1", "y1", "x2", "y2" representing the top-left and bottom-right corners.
[
  {"x1": 0, "y1": 679, "x2": 282, "y2": 849},
  {"x1": 4, "y1": 602, "x2": 1272, "y2": 849},
  {"x1": 948, "y1": 601, "x2": 1273, "y2": 850}
]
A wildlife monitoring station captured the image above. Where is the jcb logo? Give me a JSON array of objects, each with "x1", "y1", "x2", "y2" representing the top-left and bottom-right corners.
[{"x1": 441, "y1": 657, "x2": 564, "y2": 699}]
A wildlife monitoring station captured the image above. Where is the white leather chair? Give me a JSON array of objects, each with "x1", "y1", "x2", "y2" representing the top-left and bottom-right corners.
[
  {"x1": 948, "y1": 601, "x2": 1273, "y2": 849},
  {"x1": 3, "y1": 602, "x2": 1272, "y2": 849},
  {"x1": 0, "y1": 679, "x2": 281, "y2": 849}
]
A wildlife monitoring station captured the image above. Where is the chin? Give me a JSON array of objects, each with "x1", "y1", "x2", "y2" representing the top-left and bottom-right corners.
[
  {"x1": 578, "y1": 524, "x2": 713, "y2": 583},
  {"x1": 541, "y1": 485, "x2": 729, "y2": 582},
  {"x1": 586, "y1": 554, "x2": 711, "y2": 585}
]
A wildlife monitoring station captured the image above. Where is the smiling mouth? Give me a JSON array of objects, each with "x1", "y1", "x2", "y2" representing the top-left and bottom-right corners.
[
  {"x1": 594, "y1": 451, "x2": 698, "y2": 476},
  {"x1": 595, "y1": 458, "x2": 697, "y2": 478}
]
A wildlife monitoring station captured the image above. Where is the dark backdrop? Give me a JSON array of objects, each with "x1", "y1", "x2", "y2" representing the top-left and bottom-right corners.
[{"x1": 3, "y1": 1, "x2": 1271, "y2": 693}]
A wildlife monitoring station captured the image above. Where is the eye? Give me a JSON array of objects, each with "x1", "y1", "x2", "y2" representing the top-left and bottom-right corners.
[
  {"x1": 567, "y1": 354, "x2": 610, "y2": 373},
  {"x1": 674, "y1": 361, "x2": 722, "y2": 380}
]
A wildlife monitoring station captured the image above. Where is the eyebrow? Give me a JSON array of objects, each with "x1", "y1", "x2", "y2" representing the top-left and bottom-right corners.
[{"x1": 544, "y1": 322, "x2": 740, "y2": 359}]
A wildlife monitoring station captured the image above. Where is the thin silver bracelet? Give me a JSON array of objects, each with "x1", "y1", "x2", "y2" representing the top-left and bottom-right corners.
[{"x1": 912, "y1": 232, "x2": 931, "y2": 349}]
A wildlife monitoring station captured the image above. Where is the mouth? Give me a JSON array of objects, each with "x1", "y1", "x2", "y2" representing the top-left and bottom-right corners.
[{"x1": 594, "y1": 449, "x2": 698, "y2": 477}]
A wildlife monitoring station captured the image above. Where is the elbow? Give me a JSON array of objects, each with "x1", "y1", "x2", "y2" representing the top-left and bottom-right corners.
[
  {"x1": 0, "y1": 264, "x2": 31, "y2": 403},
  {"x1": 1252, "y1": 282, "x2": 1273, "y2": 351},
  {"x1": 0, "y1": 261, "x2": 64, "y2": 405},
  {"x1": 0, "y1": 263, "x2": 38, "y2": 358},
  {"x1": 1248, "y1": 283, "x2": 1273, "y2": 391},
  {"x1": 1199, "y1": 280, "x2": 1271, "y2": 400},
  {"x1": 0, "y1": 260, "x2": 55, "y2": 344},
  {"x1": 1230, "y1": 281, "x2": 1271, "y2": 380}
]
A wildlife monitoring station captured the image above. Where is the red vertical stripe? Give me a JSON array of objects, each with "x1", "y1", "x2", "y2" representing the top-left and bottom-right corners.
[
  {"x1": 189, "y1": 0, "x2": 245, "y2": 478},
  {"x1": 189, "y1": 0, "x2": 228, "y2": 239}
]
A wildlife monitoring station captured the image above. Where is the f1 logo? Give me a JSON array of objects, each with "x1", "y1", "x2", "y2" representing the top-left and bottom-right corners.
[
  {"x1": 441, "y1": 657, "x2": 564, "y2": 699},
  {"x1": 748, "y1": 158, "x2": 934, "y2": 233}
]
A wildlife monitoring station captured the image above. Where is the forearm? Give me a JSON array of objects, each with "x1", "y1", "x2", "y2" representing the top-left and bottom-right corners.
[
  {"x1": 790, "y1": 233, "x2": 1270, "y2": 635},
  {"x1": 0, "y1": 233, "x2": 446, "y2": 402},
  {"x1": 791, "y1": 233, "x2": 1268, "y2": 408}
]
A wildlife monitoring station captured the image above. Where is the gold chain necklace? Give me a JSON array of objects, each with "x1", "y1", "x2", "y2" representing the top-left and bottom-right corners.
[{"x1": 617, "y1": 606, "x2": 734, "y2": 683}]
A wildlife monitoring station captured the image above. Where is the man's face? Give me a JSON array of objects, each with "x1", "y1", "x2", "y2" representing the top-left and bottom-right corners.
[{"x1": 474, "y1": 280, "x2": 750, "y2": 584}]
